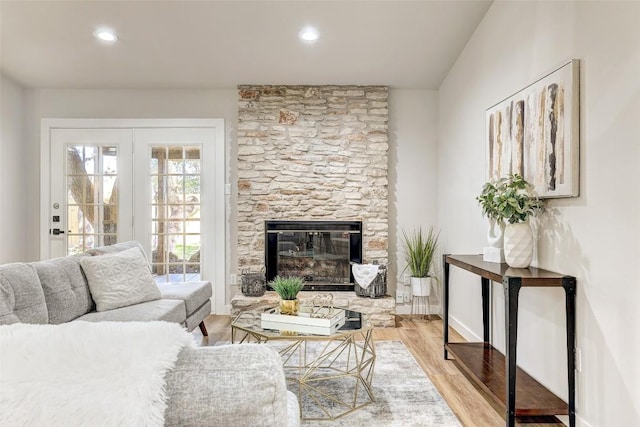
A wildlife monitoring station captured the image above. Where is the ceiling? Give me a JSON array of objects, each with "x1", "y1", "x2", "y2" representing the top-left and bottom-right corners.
[{"x1": 0, "y1": 0, "x2": 492, "y2": 90}]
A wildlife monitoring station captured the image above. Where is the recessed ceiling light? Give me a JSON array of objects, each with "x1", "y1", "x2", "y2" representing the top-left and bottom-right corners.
[
  {"x1": 94, "y1": 28, "x2": 118, "y2": 43},
  {"x1": 299, "y1": 27, "x2": 319, "y2": 43}
]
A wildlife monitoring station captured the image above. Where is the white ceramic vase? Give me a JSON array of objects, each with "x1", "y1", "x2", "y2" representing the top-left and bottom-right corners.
[
  {"x1": 411, "y1": 277, "x2": 432, "y2": 297},
  {"x1": 503, "y1": 222, "x2": 533, "y2": 268}
]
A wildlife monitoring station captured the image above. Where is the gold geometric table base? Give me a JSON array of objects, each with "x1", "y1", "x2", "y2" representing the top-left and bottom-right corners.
[
  {"x1": 231, "y1": 315, "x2": 376, "y2": 421},
  {"x1": 280, "y1": 330, "x2": 375, "y2": 420}
]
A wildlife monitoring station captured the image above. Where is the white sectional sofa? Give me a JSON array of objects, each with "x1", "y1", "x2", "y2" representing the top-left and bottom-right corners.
[{"x1": 0, "y1": 241, "x2": 299, "y2": 427}]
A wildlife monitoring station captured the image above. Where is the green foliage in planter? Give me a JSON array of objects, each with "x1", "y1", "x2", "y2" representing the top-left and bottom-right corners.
[
  {"x1": 477, "y1": 174, "x2": 544, "y2": 224},
  {"x1": 401, "y1": 227, "x2": 440, "y2": 278},
  {"x1": 270, "y1": 276, "x2": 305, "y2": 300}
]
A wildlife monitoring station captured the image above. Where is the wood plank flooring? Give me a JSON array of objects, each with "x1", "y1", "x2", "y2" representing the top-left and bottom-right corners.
[{"x1": 194, "y1": 314, "x2": 565, "y2": 427}]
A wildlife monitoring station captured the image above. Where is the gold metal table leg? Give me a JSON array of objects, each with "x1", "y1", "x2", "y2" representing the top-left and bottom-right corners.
[{"x1": 276, "y1": 330, "x2": 376, "y2": 421}]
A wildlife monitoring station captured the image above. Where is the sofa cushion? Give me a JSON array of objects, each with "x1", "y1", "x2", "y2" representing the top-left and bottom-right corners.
[
  {"x1": 157, "y1": 281, "x2": 212, "y2": 315},
  {"x1": 74, "y1": 299, "x2": 186, "y2": 324},
  {"x1": 80, "y1": 247, "x2": 161, "y2": 312},
  {"x1": 0, "y1": 263, "x2": 48, "y2": 325},
  {"x1": 164, "y1": 345, "x2": 292, "y2": 427},
  {"x1": 32, "y1": 255, "x2": 94, "y2": 323},
  {"x1": 86, "y1": 240, "x2": 152, "y2": 271}
]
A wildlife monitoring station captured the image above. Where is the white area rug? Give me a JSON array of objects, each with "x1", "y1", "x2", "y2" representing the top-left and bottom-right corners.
[
  {"x1": 290, "y1": 340, "x2": 461, "y2": 427},
  {"x1": 0, "y1": 321, "x2": 194, "y2": 427},
  {"x1": 213, "y1": 339, "x2": 460, "y2": 426}
]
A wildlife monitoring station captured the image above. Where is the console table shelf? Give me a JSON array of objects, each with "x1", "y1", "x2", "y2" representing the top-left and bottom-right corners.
[
  {"x1": 446, "y1": 343, "x2": 568, "y2": 416},
  {"x1": 443, "y1": 254, "x2": 576, "y2": 427}
]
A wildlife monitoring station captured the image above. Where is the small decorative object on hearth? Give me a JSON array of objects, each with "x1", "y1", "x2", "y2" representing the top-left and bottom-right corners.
[
  {"x1": 270, "y1": 276, "x2": 305, "y2": 316},
  {"x1": 240, "y1": 267, "x2": 266, "y2": 297},
  {"x1": 352, "y1": 262, "x2": 387, "y2": 298},
  {"x1": 300, "y1": 294, "x2": 337, "y2": 318},
  {"x1": 477, "y1": 174, "x2": 544, "y2": 268}
]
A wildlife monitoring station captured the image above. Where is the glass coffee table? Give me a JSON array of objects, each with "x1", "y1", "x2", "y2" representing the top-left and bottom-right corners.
[{"x1": 231, "y1": 307, "x2": 375, "y2": 421}]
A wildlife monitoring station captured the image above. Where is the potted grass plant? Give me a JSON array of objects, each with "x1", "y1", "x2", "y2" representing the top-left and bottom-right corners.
[
  {"x1": 476, "y1": 174, "x2": 544, "y2": 268},
  {"x1": 270, "y1": 276, "x2": 305, "y2": 315},
  {"x1": 401, "y1": 226, "x2": 440, "y2": 297}
]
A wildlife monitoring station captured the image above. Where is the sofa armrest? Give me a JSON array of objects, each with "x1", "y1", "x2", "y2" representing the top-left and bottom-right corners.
[{"x1": 164, "y1": 344, "x2": 297, "y2": 427}]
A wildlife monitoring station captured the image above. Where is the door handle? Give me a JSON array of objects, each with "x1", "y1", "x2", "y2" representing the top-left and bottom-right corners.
[{"x1": 50, "y1": 229, "x2": 66, "y2": 235}]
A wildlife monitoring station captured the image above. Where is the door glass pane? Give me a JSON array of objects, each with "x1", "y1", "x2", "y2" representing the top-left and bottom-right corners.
[
  {"x1": 166, "y1": 176, "x2": 185, "y2": 204},
  {"x1": 102, "y1": 146, "x2": 117, "y2": 174},
  {"x1": 66, "y1": 145, "x2": 118, "y2": 255},
  {"x1": 150, "y1": 146, "x2": 201, "y2": 282},
  {"x1": 103, "y1": 176, "x2": 117, "y2": 203}
]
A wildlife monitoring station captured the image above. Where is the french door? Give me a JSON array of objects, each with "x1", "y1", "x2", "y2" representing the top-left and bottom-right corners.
[
  {"x1": 133, "y1": 128, "x2": 215, "y2": 283},
  {"x1": 48, "y1": 129, "x2": 134, "y2": 258},
  {"x1": 42, "y1": 119, "x2": 226, "y2": 313}
]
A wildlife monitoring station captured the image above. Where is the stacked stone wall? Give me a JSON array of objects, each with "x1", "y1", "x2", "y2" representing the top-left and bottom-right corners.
[{"x1": 237, "y1": 85, "x2": 389, "y2": 272}]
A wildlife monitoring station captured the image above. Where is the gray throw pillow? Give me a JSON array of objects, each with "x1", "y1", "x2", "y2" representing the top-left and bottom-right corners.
[{"x1": 80, "y1": 247, "x2": 161, "y2": 312}]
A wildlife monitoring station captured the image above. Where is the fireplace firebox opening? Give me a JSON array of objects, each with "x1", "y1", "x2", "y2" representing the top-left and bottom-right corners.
[{"x1": 265, "y1": 220, "x2": 362, "y2": 291}]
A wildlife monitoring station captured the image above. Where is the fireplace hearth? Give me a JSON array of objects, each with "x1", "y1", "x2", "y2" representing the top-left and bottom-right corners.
[{"x1": 265, "y1": 220, "x2": 362, "y2": 291}]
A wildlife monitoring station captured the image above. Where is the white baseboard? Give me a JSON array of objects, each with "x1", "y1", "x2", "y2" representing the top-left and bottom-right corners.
[
  {"x1": 579, "y1": 415, "x2": 594, "y2": 427},
  {"x1": 447, "y1": 313, "x2": 483, "y2": 342},
  {"x1": 556, "y1": 414, "x2": 593, "y2": 427}
]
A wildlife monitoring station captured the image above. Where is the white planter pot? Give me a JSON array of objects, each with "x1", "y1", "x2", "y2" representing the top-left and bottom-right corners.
[
  {"x1": 411, "y1": 277, "x2": 432, "y2": 297},
  {"x1": 486, "y1": 218, "x2": 505, "y2": 248},
  {"x1": 483, "y1": 218, "x2": 506, "y2": 263},
  {"x1": 503, "y1": 222, "x2": 533, "y2": 268}
]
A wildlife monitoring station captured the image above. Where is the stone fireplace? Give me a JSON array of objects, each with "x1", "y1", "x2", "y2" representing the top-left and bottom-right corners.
[{"x1": 237, "y1": 85, "x2": 389, "y2": 286}]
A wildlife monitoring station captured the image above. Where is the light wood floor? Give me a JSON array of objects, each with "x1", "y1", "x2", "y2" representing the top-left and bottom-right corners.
[{"x1": 195, "y1": 314, "x2": 565, "y2": 427}]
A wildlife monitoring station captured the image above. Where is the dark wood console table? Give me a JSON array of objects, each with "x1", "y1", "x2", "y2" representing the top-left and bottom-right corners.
[{"x1": 443, "y1": 254, "x2": 576, "y2": 427}]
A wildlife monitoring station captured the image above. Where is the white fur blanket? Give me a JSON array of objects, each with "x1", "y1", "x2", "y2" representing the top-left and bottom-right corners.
[{"x1": 0, "y1": 321, "x2": 194, "y2": 427}]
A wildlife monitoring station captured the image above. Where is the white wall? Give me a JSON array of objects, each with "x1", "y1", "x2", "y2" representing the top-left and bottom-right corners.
[
  {"x1": 438, "y1": 1, "x2": 640, "y2": 426},
  {"x1": 22, "y1": 88, "x2": 437, "y2": 310},
  {"x1": 388, "y1": 89, "x2": 439, "y2": 312},
  {"x1": 0, "y1": 74, "x2": 28, "y2": 263}
]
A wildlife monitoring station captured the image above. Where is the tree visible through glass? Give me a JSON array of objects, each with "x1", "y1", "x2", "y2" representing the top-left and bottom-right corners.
[{"x1": 150, "y1": 146, "x2": 201, "y2": 282}]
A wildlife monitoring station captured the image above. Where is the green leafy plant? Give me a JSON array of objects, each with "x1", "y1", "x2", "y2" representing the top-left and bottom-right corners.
[
  {"x1": 270, "y1": 276, "x2": 305, "y2": 300},
  {"x1": 401, "y1": 227, "x2": 440, "y2": 278},
  {"x1": 476, "y1": 174, "x2": 544, "y2": 224}
]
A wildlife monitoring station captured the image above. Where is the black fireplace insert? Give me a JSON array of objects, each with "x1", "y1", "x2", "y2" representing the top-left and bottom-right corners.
[{"x1": 265, "y1": 220, "x2": 362, "y2": 291}]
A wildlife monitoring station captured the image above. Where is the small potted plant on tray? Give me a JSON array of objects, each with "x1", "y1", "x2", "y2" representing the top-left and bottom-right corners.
[{"x1": 270, "y1": 276, "x2": 305, "y2": 315}]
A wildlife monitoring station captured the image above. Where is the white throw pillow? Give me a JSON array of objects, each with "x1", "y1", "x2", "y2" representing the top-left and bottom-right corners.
[{"x1": 80, "y1": 247, "x2": 161, "y2": 312}]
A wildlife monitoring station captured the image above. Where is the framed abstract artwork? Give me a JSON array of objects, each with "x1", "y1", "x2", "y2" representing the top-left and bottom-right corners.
[{"x1": 486, "y1": 59, "x2": 580, "y2": 198}]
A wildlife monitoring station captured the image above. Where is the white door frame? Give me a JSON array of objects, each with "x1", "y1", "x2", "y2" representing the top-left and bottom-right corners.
[{"x1": 41, "y1": 118, "x2": 226, "y2": 314}]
